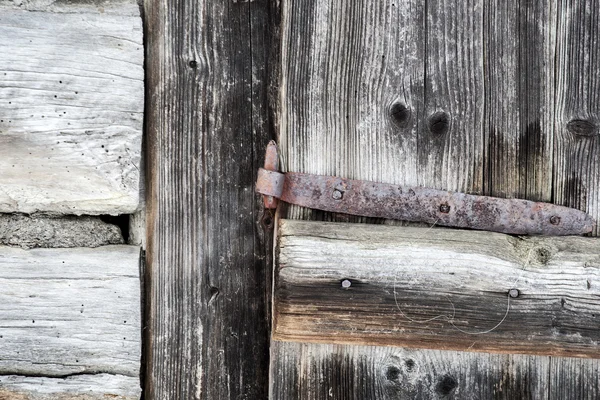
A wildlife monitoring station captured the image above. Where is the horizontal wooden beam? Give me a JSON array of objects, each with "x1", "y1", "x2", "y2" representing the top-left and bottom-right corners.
[
  {"x1": 274, "y1": 219, "x2": 600, "y2": 358},
  {"x1": 0, "y1": 1, "x2": 143, "y2": 215},
  {"x1": 0, "y1": 245, "x2": 141, "y2": 398}
]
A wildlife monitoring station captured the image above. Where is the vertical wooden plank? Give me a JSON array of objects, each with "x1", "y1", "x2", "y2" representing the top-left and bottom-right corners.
[
  {"x1": 549, "y1": 357, "x2": 600, "y2": 399},
  {"x1": 515, "y1": 0, "x2": 556, "y2": 201},
  {"x1": 553, "y1": 0, "x2": 600, "y2": 236},
  {"x1": 144, "y1": 0, "x2": 275, "y2": 397},
  {"x1": 483, "y1": 0, "x2": 554, "y2": 200},
  {"x1": 279, "y1": 0, "x2": 425, "y2": 221},
  {"x1": 270, "y1": 341, "x2": 551, "y2": 400},
  {"x1": 422, "y1": 0, "x2": 484, "y2": 192}
]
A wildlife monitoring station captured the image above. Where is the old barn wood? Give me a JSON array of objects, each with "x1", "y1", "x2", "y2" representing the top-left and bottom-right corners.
[
  {"x1": 0, "y1": 0, "x2": 143, "y2": 215},
  {"x1": 0, "y1": 245, "x2": 141, "y2": 399},
  {"x1": 274, "y1": 219, "x2": 600, "y2": 357},
  {"x1": 2, "y1": 0, "x2": 599, "y2": 397},
  {"x1": 0, "y1": 0, "x2": 144, "y2": 398},
  {"x1": 143, "y1": 0, "x2": 276, "y2": 397},
  {"x1": 271, "y1": 0, "x2": 600, "y2": 397}
]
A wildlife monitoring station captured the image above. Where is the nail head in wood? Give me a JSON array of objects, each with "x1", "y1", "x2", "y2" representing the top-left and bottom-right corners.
[
  {"x1": 439, "y1": 203, "x2": 451, "y2": 213},
  {"x1": 332, "y1": 189, "x2": 344, "y2": 200},
  {"x1": 341, "y1": 279, "x2": 352, "y2": 289},
  {"x1": 509, "y1": 288, "x2": 520, "y2": 298}
]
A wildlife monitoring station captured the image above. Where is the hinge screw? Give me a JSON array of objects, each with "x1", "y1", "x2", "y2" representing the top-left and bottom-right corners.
[
  {"x1": 439, "y1": 203, "x2": 451, "y2": 213},
  {"x1": 549, "y1": 215, "x2": 561, "y2": 225},
  {"x1": 332, "y1": 189, "x2": 344, "y2": 200}
]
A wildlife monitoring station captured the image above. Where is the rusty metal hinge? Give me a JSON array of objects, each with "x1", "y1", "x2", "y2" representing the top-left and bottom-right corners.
[{"x1": 256, "y1": 142, "x2": 595, "y2": 236}]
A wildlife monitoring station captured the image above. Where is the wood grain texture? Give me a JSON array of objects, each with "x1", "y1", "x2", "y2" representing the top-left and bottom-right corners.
[
  {"x1": 0, "y1": 1, "x2": 143, "y2": 215},
  {"x1": 271, "y1": 341, "x2": 600, "y2": 400},
  {"x1": 279, "y1": 0, "x2": 425, "y2": 222},
  {"x1": 549, "y1": 357, "x2": 600, "y2": 400},
  {"x1": 484, "y1": 0, "x2": 554, "y2": 201},
  {"x1": 0, "y1": 245, "x2": 141, "y2": 397},
  {"x1": 274, "y1": 0, "x2": 600, "y2": 396},
  {"x1": 143, "y1": 0, "x2": 277, "y2": 397},
  {"x1": 553, "y1": 0, "x2": 600, "y2": 236},
  {"x1": 422, "y1": 0, "x2": 484, "y2": 192},
  {"x1": 0, "y1": 374, "x2": 140, "y2": 400},
  {"x1": 274, "y1": 219, "x2": 600, "y2": 358}
]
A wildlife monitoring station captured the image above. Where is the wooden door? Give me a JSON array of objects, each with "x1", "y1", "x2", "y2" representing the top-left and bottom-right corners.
[{"x1": 269, "y1": 0, "x2": 600, "y2": 398}]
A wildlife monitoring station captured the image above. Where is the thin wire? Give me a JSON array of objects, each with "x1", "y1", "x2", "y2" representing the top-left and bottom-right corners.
[{"x1": 392, "y1": 224, "x2": 536, "y2": 335}]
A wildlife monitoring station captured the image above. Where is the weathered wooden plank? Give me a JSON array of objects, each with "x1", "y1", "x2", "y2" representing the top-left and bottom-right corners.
[
  {"x1": 144, "y1": 0, "x2": 275, "y2": 398},
  {"x1": 270, "y1": 341, "x2": 551, "y2": 400},
  {"x1": 274, "y1": 219, "x2": 600, "y2": 358},
  {"x1": 549, "y1": 357, "x2": 600, "y2": 400},
  {"x1": 274, "y1": 0, "x2": 600, "y2": 396},
  {"x1": 421, "y1": 0, "x2": 484, "y2": 192},
  {"x1": 0, "y1": 374, "x2": 140, "y2": 400},
  {"x1": 0, "y1": 245, "x2": 141, "y2": 398},
  {"x1": 553, "y1": 0, "x2": 600, "y2": 236},
  {"x1": 483, "y1": 0, "x2": 555, "y2": 201},
  {"x1": 0, "y1": 1, "x2": 143, "y2": 215},
  {"x1": 279, "y1": 0, "x2": 425, "y2": 221}
]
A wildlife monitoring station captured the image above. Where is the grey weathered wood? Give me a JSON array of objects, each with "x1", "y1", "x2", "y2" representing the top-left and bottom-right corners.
[
  {"x1": 0, "y1": 1, "x2": 143, "y2": 215},
  {"x1": 144, "y1": 0, "x2": 276, "y2": 397},
  {"x1": 271, "y1": 341, "x2": 600, "y2": 400},
  {"x1": 275, "y1": 219, "x2": 600, "y2": 358},
  {"x1": 553, "y1": 0, "x2": 600, "y2": 236},
  {"x1": 422, "y1": 0, "x2": 484, "y2": 192},
  {"x1": 0, "y1": 374, "x2": 140, "y2": 400},
  {"x1": 484, "y1": 0, "x2": 555, "y2": 200},
  {"x1": 549, "y1": 357, "x2": 600, "y2": 400},
  {"x1": 279, "y1": 0, "x2": 424, "y2": 222},
  {"x1": 0, "y1": 245, "x2": 141, "y2": 397},
  {"x1": 275, "y1": 0, "x2": 600, "y2": 396}
]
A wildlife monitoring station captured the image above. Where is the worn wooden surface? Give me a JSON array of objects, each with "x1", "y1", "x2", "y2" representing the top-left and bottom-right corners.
[
  {"x1": 0, "y1": 374, "x2": 140, "y2": 400},
  {"x1": 274, "y1": 219, "x2": 600, "y2": 358},
  {"x1": 278, "y1": 0, "x2": 598, "y2": 223},
  {"x1": 0, "y1": 0, "x2": 143, "y2": 215},
  {"x1": 271, "y1": 341, "x2": 600, "y2": 400},
  {"x1": 0, "y1": 245, "x2": 141, "y2": 398},
  {"x1": 144, "y1": 0, "x2": 277, "y2": 397},
  {"x1": 275, "y1": 0, "x2": 600, "y2": 395},
  {"x1": 553, "y1": 0, "x2": 600, "y2": 236}
]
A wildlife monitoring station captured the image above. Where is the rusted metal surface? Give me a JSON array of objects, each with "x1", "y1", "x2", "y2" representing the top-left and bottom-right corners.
[
  {"x1": 256, "y1": 168, "x2": 595, "y2": 236},
  {"x1": 261, "y1": 141, "x2": 280, "y2": 209}
]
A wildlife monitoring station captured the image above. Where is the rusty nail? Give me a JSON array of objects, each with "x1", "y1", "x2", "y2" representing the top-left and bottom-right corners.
[
  {"x1": 439, "y1": 203, "x2": 451, "y2": 213},
  {"x1": 341, "y1": 279, "x2": 352, "y2": 289},
  {"x1": 509, "y1": 288, "x2": 520, "y2": 298},
  {"x1": 332, "y1": 189, "x2": 344, "y2": 200},
  {"x1": 549, "y1": 215, "x2": 561, "y2": 225}
]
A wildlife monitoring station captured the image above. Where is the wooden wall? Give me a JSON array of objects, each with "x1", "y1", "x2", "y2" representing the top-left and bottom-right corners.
[
  {"x1": 143, "y1": 0, "x2": 278, "y2": 398},
  {"x1": 273, "y1": 0, "x2": 600, "y2": 398},
  {"x1": 0, "y1": 0, "x2": 143, "y2": 398}
]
